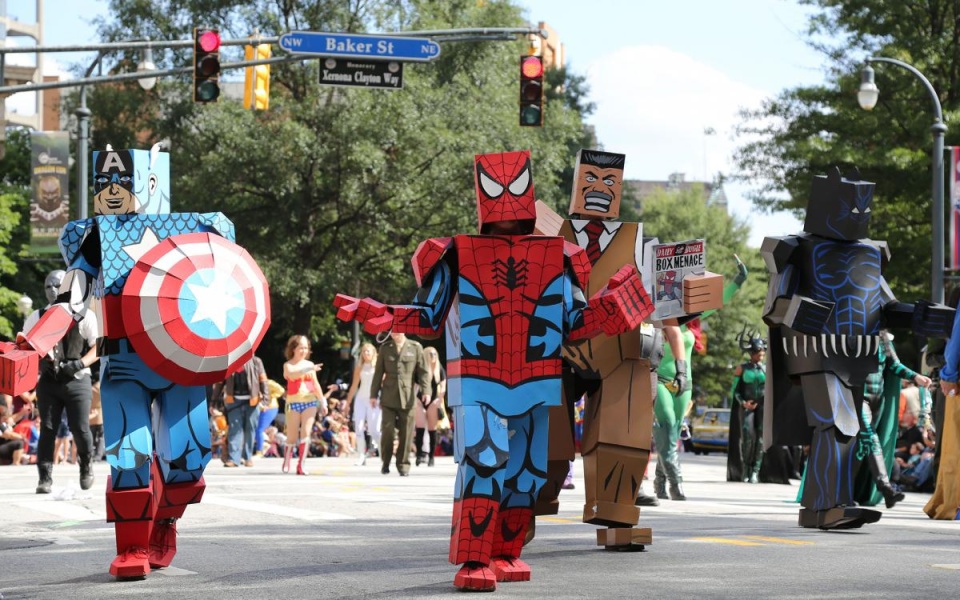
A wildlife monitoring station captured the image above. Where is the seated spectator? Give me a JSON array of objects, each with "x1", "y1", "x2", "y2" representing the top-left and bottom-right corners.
[
  {"x1": 0, "y1": 404, "x2": 26, "y2": 466},
  {"x1": 309, "y1": 420, "x2": 329, "y2": 458},
  {"x1": 209, "y1": 406, "x2": 228, "y2": 460},
  {"x1": 263, "y1": 426, "x2": 285, "y2": 458},
  {"x1": 894, "y1": 412, "x2": 936, "y2": 491},
  {"x1": 895, "y1": 412, "x2": 926, "y2": 465},
  {"x1": 10, "y1": 390, "x2": 36, "y2": 425}
]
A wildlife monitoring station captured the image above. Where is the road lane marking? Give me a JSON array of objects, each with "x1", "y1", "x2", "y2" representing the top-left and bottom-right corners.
[
  {"x1": 932, "y1": 564, "x2": 960, "y2": 570},
  {"x1": 740, "y1": 536, "x2": 814, "y2": 545},
  {"x1": 202, "y1": 495, "x2": 356, "y2": 521},
  {"x1": 689, "y1": 537, "x2": 765, "y2": 546},
  {"x1": 13, "y1": 502, "x2": 100, "y2": 522}
]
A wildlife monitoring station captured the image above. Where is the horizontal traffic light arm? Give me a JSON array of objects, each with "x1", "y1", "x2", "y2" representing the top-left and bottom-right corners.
[
  {"x1": 0, "y1": 55, "x2": 300, "y2": 95},
  {"x1": 0, "y1": 26, "x2": 547, "y2": 96}
]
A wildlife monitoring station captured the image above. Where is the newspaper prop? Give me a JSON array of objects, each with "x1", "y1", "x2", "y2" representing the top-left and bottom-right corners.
[{"x1": 652, "y1": 239, "x2": 705, "y2": 320}]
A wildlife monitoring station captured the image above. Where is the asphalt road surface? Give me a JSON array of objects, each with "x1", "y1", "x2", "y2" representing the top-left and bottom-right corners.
[{"x1": 1, "y1": 453, "x2": 957, "y2": 599}]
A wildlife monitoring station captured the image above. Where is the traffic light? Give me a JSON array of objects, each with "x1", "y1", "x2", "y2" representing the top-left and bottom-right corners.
[
  {"x1": 193, "y1": 28, "x2": 221, "y2": 103},
  {"x1": 243, "y1": 43, "x2": 271, "y2": 110},
  {"x1": 519, "y1": 55, "x2": 544, "y2": 127}
]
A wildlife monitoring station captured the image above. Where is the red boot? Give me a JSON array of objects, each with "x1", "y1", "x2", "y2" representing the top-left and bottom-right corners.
[
  {"x1": 490, "y1": 507, "x2": 533, "y2": 582},
  {"x1": 449, "y1": 497, "x2": 499, "y2": 591},
  {"x1": 149, "y1": 461, "x2": 206, "y2": 569},
  {"x1": 106, "y1": 477, "x2": 155, "y2": 580},
  {"x1": 297, "y1": 441, "x2": 309, "y2": 475}
]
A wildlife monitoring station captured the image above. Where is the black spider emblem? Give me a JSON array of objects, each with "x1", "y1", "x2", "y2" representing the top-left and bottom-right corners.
[{"x1": 492, "y1": 257, "x2": 527, "y2": 290}]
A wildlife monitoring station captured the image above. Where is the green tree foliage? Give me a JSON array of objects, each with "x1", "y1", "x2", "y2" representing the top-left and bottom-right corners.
[
  {"x1": 734, "y1": 0, "x2": 960, "y2": 361},
  {"x1": 640, "y1": 186, "x2": 766, "y2": 405},
  {"x1": 90, "y1": 0, "x2": 593, "y2": 373},
  {"x1": 0, "y1": 129, "x2": 58, "y2": 339}
]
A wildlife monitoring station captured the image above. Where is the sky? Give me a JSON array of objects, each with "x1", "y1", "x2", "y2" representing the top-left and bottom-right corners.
[{"x1": 3, "y1": 0, "x2": 831, "y2": 246}]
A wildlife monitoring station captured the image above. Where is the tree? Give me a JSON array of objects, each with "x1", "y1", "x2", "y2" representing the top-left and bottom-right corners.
[
  {"x1": 734, "y1": 0, "x2": 960, "y2": 361},
  {"x1": 0, "y1": 128, "x2": 57, "y2": 339},
  {"x1": 639, "y1": 186, "x2": 766, "y2": 405},
  {"x1": 89, "y1": 0, "x2": 595, "y2": 375}
]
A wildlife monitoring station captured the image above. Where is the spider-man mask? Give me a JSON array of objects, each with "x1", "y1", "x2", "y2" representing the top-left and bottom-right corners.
[{"x1": 474, "y1": 150, "x2": 537, "y2": 234}]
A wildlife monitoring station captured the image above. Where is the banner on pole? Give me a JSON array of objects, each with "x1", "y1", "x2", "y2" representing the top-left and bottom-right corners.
[
  {"x1": 29, "y1": 131, "x2": 71, "y2": 254},
  {"x1": 950, "y1": 147, "x2": 960, "y2": 270}
]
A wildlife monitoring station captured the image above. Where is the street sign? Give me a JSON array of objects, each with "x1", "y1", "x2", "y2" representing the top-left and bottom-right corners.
[
  {"x1": 319, "y1": 58, "x2": 403, "y2": 90},
  {"x1": 279, "y1": 31, "x2": 440, "y2": 62}
]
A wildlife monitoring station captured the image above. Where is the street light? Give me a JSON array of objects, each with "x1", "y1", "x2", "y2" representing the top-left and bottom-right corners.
[
  {"x1": 17, "y1": 294, "x2": 33, "y2": 317},
  {"x1": 136, "y1": 44, "x2": 157, "y2": 91},
  {"x1": 858, "y1": 57, "x2": 947, "y2": 304}
]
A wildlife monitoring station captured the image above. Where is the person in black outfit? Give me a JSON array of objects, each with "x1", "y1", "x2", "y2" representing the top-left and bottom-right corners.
[{"x1": 24, "y1": 270, "x2": 99, "y2": 493}]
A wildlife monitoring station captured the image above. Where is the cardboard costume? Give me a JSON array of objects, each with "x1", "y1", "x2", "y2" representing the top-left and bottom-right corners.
[
  {"x1": 761, "y1": 167, "x2": 953, "y2": 530},
  {"x1": 532, "y1": 149, "x2": 724, "y2": 547},
  {"x1": 0, "y1": 145, "x2": 271, "y2": 579},
  {"x1": 334, "y1": 150, "x2": 651, "y2": 591}
]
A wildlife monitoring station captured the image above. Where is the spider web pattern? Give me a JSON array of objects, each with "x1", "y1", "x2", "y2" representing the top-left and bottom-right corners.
[{"x1": 453, "y1": 235, "x2": 565, "y2": 387}]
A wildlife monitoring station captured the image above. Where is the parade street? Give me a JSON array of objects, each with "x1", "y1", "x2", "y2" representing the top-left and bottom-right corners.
[{"x1": 1, "y1": 454, "x2": 957, "y2": 599}]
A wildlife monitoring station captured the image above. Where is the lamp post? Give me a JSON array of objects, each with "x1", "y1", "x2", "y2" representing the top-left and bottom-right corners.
[{"x1": 858, "y1": 57, "x2": 947, "y2": 304}]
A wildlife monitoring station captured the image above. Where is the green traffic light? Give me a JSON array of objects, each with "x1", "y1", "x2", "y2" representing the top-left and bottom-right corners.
[
  {"x1": 195, "y1": 80, "x2": 220, "y2": 102},
  {"x1": 520, "y1": 104, "x2": 541, "y2": 126}
]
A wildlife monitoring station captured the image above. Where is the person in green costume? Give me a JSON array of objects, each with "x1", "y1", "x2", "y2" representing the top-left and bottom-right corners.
[
  {"x1": 646, "y1": 257, "x2": 747, "y2": 502},
  {"x1": 853, "y1": 331, "x2": 930, "y2": 507},
  {"x1": 729, "y1": 331, "x2": 767, "y2": 483}
]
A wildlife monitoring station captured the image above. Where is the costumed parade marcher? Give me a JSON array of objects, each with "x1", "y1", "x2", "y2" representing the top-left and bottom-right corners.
[
  {"x1": 651, "y1": 259, "x2": 746, "y2": 502},
  {"x1": 727, "y1": 328, "x2": 767, "y2": 484},
  {"x1": 531, "y1": 149, "x2": 724, "y2": 532},
  {"x1": 0, "y1": 145, "x2": 271, "y2": 579},
  {"x1": 930, "y1": 305, "x2": 960, "y2": 519},
  {"x1": 25, "y1": 269, "x2": 99, "y2": 494},
  {"x1": 853, "y1": 331, "x2": 929, "y2": 508},
  {"x1": 761, "y1": 166, "x2": 953, "y2": 530},
  {"x1": 335, "y1": 150, "x2": 651, "y2": 591}
]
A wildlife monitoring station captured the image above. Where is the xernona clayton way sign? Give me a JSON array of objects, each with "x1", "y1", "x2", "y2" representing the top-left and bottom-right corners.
[
  {"x1": 279, "y1": 31, "x2": 441, "y2": 62},
  {"x1": 319, "y1": 58, "x2": 404, "y2": 90}
]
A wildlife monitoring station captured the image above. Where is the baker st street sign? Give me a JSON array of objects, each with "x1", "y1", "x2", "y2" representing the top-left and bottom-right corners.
[
  {"x1": 319, "y1": 58, "x2": 404, "y2": 90},
  {"x1": 279, "y1": 31, "x2": 441, "y2": 62}
]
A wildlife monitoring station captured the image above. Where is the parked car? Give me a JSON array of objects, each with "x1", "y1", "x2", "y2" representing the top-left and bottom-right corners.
[{"x1": 690, "y1": 408, "x2": 730, "y2": 455}]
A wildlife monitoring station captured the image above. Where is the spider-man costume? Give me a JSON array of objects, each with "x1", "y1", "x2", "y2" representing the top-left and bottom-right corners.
[
  {"x1": 762, "y1": 167, "x2": 953, "y2": 530},
  {"x1": 335, "y1": 150, "x2": 651, "y2": 591}
]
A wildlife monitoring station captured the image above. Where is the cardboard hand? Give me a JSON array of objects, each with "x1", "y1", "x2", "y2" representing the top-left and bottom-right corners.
[
  {"x1": 0, "y1": 341, "x2": 40, "y2": 396},
  {"x1": 594, "y1": 265, "x2": 654, "y2": 337},
  {"x1": 332, "y1": 294, "x2": 394, "y2": 334},
  {"x1": 911, "y1": 300, "x2": 955, "y2": 338}
]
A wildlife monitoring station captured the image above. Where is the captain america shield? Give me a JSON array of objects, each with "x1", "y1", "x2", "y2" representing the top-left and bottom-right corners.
[{"x1": 121, "y1": 232, "x2": 271, "y2": 386}]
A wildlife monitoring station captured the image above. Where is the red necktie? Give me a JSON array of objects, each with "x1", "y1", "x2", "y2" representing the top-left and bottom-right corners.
[{"x1": 584, "y1": 220, "x2": 606, "y2": 264}]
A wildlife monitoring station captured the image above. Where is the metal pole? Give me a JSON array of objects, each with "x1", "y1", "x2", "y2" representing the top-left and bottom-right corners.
[
  {"x1": 866, "y1": 57, "x2": 947, "y2": 303},
  {"x1": 76, "y1": 51, "x2": 105, "y2": 221},
  {"x1": 933, "y1": 121, "x2": 947, "y2": 304}
]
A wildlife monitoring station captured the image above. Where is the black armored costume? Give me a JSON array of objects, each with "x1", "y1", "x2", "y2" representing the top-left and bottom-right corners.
[{"x1": 761, "y1": 167, "x2": 954, "y2": 530}]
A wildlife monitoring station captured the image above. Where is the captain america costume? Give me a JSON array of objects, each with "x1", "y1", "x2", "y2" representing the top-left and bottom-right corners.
[
  {"x1": 62, "y1": 213, "x2": 235, "y2": 489},
  {"x1": 0, "y1": 146, "x2": 270, "y2": 580}
]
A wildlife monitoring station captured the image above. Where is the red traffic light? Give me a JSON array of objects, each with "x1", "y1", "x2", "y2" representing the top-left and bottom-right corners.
[
  {"x1": 521, "y1": 56, "x2": 544, "y2": 79},
  {"x1": 519, "y1": 56, "x2": 544, "y2": 127},
  {"x1": 198, "y1": 30, "x2": 221, "y2": 53}
]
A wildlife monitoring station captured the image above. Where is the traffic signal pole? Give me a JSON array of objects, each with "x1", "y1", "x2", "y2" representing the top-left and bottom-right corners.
[{"x1": 0, "y1": 27, "x2": 548, "y2": 96}]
